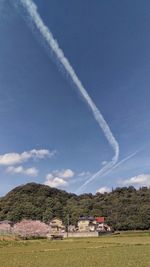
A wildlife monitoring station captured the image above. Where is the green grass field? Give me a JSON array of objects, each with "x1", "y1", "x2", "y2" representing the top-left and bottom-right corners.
[{"x1": 0, "y1": 232, "x2": 150, "y2": 267}]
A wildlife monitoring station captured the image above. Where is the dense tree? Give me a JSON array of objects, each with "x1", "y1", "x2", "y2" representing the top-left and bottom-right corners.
[{"x1": 0, "y1": 183, "x2": 149, "y2": 230}]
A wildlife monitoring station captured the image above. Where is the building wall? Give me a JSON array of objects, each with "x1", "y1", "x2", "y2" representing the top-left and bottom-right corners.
[
  {"x1": 50, "y1": 219, "x2": 63, "y2": 227},
  {"x1": 64, "y1": 232, "x2": 98, "y2": 238},
  {"x1": 50, "y1": 218, "x2": 65, "y2": 234},
  {"x1": 78, "y1": 220, "x2": 90, "y2": 232}
]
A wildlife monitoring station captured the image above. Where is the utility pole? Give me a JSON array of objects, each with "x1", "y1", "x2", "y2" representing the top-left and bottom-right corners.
[{"x1": 67, "y1": 214, "x2": 69, "y2": 238}]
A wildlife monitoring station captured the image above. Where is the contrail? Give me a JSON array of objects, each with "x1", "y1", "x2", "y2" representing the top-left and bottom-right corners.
[
  {"x1": 17, "y1": 0, "x2": 119, "y2": 191},
  {"x1": 104, "y1": 150, "x2": 139, "y2": 176},
  {"x1": 76, "y1": 150, "x2": 139, "y2": 194},
  {"x1": 77, "y1": 149, "x2": 140, "y2": 192}
]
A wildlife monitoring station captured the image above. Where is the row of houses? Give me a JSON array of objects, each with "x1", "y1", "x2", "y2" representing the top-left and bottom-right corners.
[
  {"x1": 50, "y1": 216, "x2": 112, "y2": 233},
  {"x1": 0, "y1": 217, "x2": 112, "y2": 238}
]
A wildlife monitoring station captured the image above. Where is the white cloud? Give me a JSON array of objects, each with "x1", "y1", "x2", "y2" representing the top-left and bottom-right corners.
[
  {"x1": 6, "y1": 166, "x2": 38, "y2": 177},
  {"x1": 53, "y1": 169, "x2": 74, "y2": 179},
  {"x1": 0, "y1": 149, "x2": 55, "y2": 166},
  {"x1": 120, "y1": 174, "x2": 150, "y2": 187},
  {"x1": 44, "y1": 176, "x2": 67, "y2": 188},
  {"x1": 97, "y1": 186, "x2": 111, "y2": 194},
  {"x1": 29, "y1": 149, "x2": 55, "y2": 159},
  {"x1": 44, "y1": 169, "x2": 74, "y2": 188}
]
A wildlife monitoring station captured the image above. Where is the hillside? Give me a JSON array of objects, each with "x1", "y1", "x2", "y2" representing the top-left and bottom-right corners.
[{"x1": 0, "y1": 183, "x2": 149, "y2": 230}]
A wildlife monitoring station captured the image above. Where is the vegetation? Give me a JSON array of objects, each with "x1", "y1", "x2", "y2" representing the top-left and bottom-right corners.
[
  {"x1": 0, "y1": 232, "x2": 150, "y2": 267},
  {"x1": 0, "y1": 183, "x2": 149, "y2": 230}
]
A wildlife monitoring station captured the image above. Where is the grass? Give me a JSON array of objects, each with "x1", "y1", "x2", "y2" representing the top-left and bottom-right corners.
[{"x1": 0, "y1": 231, "x2": 150, "y2": 267}]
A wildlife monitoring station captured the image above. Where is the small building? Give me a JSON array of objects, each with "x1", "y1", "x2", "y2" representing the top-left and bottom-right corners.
[
  {"x1": 77, "y1": 216, "x2": 112, "y2": 233},
  {"x1": 78, "y1": 217, "x2": 90, "y2": 232},
  {"x1": 96, "y1": 217, "x2": 112, "y2": 232},
  {"x1": 50, "y1": 218, "x2": 65, "y2": 234},
  {"x1": 78, "y1": 217, "x2": 97, "y2": 232}
]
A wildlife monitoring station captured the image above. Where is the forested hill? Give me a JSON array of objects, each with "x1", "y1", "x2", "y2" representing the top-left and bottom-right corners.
[{"x1": 0, "y1": 183, "x2": 149, "y2": 230}]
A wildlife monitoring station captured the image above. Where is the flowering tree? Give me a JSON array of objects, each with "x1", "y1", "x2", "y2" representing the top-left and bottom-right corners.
[
  {"x1": 13, "y1": 219, "x2": 50, "y2": 239},
  {"x1": 0, "y1": 222, "x2": 11, "y2": 234}
]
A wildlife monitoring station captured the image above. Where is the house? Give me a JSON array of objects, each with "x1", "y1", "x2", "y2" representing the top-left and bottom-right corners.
[
  {"x1": 77, "y1": 216, "x2": 112, "y2": 233},
  {"x1": 77, "y1": 217, "x2": 97, "y2": 232},
  {"x1": 89, "y1": 219, "x2": 97, "y2": 232},
  {"x1": 78, "y1": 217, "x2": 90, "y2": 232},
  {"x1": 50, "y1": 218, "x2": 65, "y2": 233},
  {"x1": 96, "y1": 217, "x2": 112, "y2": 232}
]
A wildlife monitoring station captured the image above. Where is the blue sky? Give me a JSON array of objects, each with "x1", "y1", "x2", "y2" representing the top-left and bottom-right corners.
[{"x1": 0, "y1": 0, "x2": 150, "y2": 195}]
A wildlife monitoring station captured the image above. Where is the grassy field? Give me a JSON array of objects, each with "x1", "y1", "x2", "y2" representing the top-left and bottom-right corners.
[{"x1": 0, "y1": 232, "x2": 150, "y2": 267}]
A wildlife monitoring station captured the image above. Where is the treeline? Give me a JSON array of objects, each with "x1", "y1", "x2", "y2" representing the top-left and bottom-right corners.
[{"x1": 0, "y1": 183, "x2": 149, "y2": 230}]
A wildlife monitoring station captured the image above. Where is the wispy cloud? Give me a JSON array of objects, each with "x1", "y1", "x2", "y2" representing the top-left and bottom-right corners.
[
  {"x1": 78, "y1": 171, "x2": 91, "y2": 177},
  {"x1": 6, "y1": 166, "x2": 38, "y2": 177},
  {"x1": 120, "y1": 174, "x2": 150, "y2": 187},
  {"x1": 44, "y1": 169, "x2": 74, "y2": 188},
  {"x1": 0, "y1": 149, "x2": 56, "y2": 166}
]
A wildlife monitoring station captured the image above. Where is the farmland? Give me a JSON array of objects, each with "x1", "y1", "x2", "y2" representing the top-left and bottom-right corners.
[{"x1": 0, "y1": 232, "x2": 150, "y2": 267}]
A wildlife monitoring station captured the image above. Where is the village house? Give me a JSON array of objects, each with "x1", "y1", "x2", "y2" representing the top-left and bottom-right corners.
[
  {"x1": 96, "y1": 217, "x2": 105, "y2": 231},
  {"x1": 96, "y1": 217, "x2": 112, "y2": 232},
  {"x1": 50, "y1": 218, "x2": 65, "y2": 233},
  {"x1": 77, "y1": 216, "x2": 112, "y2": 233},
  {"x1": 77, "y1": 217, "x2": 97, "y2": 232}
]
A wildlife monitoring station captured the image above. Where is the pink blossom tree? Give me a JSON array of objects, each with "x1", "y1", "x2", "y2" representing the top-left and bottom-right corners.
[
  {"x1": 0, "y1": 222, "x2": 12, "y2": 234},
  {"x1": 13, "y1": 219, "x2": 50, "y2": 239}
]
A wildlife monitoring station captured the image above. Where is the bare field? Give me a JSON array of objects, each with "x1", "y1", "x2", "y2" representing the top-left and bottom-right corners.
[{"x1": 0, "y1": 232, "x2": 150, "y2": 267}]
